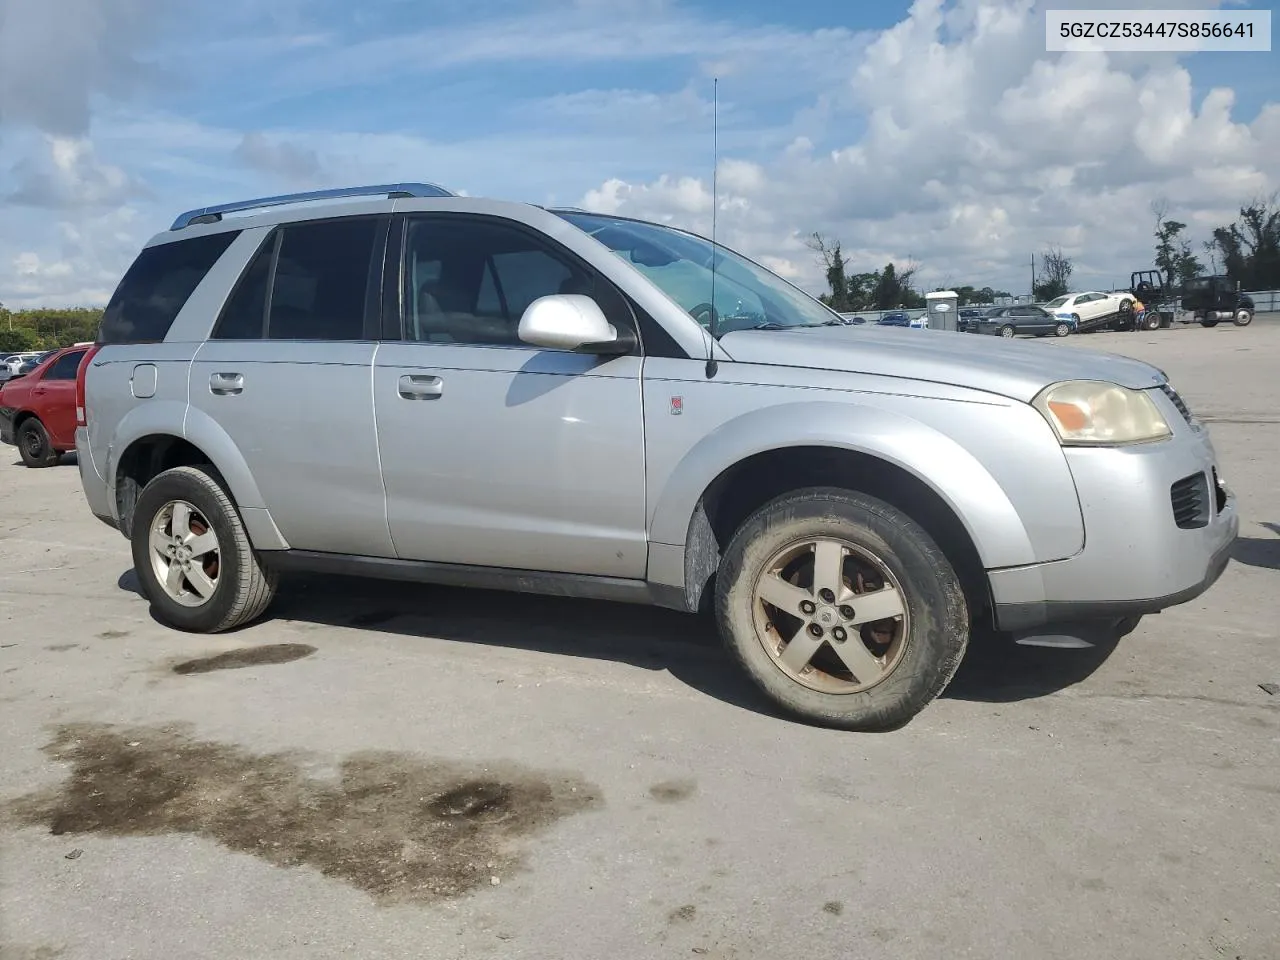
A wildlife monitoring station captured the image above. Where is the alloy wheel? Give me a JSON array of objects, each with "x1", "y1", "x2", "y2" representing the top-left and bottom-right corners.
[
  {"x1": 750, "y1": 537, "x2": 910, "y2": 694},
  {"x1": 149, "y1": 500, "x2": 221, "y2": 607}
]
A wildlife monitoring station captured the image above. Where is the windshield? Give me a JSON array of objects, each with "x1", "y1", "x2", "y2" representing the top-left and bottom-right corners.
[
  {"x1": 555, "y1": 211, "x2": 841, "y2": 335},
  {"x1": 1044, "y1": 295, "x2": 1071, "y2": 308}
]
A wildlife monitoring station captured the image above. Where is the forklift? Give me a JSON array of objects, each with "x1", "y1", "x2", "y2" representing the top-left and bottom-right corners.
[{"x1": 1126, "y1": 269, "x2": 1176, "y2": 331}]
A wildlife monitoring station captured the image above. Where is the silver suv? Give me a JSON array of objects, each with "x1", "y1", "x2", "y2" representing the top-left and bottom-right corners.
[{"x1": 75, "y1": 183, "x2": 1238, "y2": 730}]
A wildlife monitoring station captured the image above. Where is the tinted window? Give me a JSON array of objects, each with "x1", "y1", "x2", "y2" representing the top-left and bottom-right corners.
[
  {"x1": 213, "y1": 233, "x2": 275, "y2": 340},
  {"x1": 268, "y1": 218, "x2": 378, "y2": 340},
  {"x1": 99, "y1": 231, "x2": 240, "y2": 343},
  {"x1": 43, "y1": 350, "x2": 87, "y2": 381},
  {"x1": 404, "y1": 217, "x2": 627, "y2": 346}
]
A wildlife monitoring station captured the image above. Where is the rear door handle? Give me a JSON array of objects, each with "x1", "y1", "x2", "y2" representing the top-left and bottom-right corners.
[
  {"x1": 398, "y1": 374, "x2": 443, "y2": 400},
  {"x1": 209, "y1": 372, "x2": 244, "y2": 396}
]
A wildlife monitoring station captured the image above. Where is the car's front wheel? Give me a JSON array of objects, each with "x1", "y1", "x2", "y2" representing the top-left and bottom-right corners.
[
  {"x1": 715, "y1": 488, "x2": 969, "y2": 731},
  {"x1": 1234, "y1": 308, "x2": 1253, "y2": 326},
  {"x1": 16, "y1": 417, "x2": 58, "y2": 468},
  {"x1": 130, "y1": 465, "x2": 277, "y2": 633},
  {"x1": 1054, "y1": 322, "x2": 1071, "y2": 337}
]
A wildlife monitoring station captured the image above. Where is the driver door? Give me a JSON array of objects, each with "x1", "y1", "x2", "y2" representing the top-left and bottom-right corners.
[{"x1": 372, "y1": 214, "x2": 649, "y2": 578}]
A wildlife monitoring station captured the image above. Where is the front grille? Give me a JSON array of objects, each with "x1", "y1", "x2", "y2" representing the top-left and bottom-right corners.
[
  {"x1": 1170, "y1": 472, "x2": 1211, "y2": 529},
  {"x1": 1159, "y1": 383, "x2": 1193, "y2": 424}
]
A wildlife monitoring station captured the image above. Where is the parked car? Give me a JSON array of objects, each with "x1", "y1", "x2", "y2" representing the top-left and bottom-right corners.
[
  {"x1": 76, "y1": 183, "x2": 1237, "y2": 731},
  {"x1": 877, "y1": 312, "x2": 911, "y2": 327},
  {"x1": 1180, "y1": 275, "x2": 1254, "y2": 327},
  {"x1": 1042, "y1": 291, "x2": 1133, "y2": 329},
  {"x1": 968, "y1": 305, "x2": 1073, "y2": 339},
  {"x1": 2, "y1": 352, "x2": 44, "y2": 380},
  {"x1": 957, "y1": 308, "x2": 985, "y2": 332},
  {"x1": 0, "y1": 344, "x2": 91, "y2": 466}
]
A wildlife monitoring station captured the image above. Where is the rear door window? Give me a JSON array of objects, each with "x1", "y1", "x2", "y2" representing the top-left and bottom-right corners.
[
  {"x1": 42, "y1": 350, "x2": 88, "y2": 381},
  {"x1": 211, "y1": 218, "x2": 381, "y2": 341},
  {"x1": 99, "y1": 231, "x2": 240, "y2": 343}
]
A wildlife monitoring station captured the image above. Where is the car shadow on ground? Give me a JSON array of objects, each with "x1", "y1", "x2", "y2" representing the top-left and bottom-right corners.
[
  {"x1": 8, "y1": 453, "x2": 78, "y2": 468},
  {"x1": 117, "y1": 569, "x2": 1118, "y2": 723},
  {"x1": 1231, "y1": 523, "x2": 1280, "y2": 571}
]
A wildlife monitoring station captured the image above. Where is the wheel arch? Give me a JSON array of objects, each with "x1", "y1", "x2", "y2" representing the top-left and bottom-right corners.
[
  {"x1": 107, "y1": 402, "x2": 287, "y2": 549},
  {"x1": 647, "y1": 401, "x2": 1037, "y2": 617}
]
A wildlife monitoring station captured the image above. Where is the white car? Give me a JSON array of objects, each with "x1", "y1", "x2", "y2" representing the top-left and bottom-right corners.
[{"x1": 1042, "y1": 291, "x2": 1132, "y2": 325}]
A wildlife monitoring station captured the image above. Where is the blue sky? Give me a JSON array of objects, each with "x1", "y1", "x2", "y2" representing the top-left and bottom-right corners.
[{"x1": 1, "y1": 0, "x2": 1276, "y2": 306}]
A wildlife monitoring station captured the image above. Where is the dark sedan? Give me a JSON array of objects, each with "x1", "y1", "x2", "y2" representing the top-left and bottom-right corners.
[
  {"x1": 877, "y1": 311, "x2": 911, "y2": 327},
  {"x1": 967, "y1": 305, "x2": 1073, "y2": 338}
]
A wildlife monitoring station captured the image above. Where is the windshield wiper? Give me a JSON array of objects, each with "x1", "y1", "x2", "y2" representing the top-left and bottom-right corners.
[{"x1": 742, "y1": 321, "x2": 789, "y2": 331}]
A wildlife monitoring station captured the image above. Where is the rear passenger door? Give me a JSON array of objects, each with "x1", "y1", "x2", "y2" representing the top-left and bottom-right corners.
[
  {"x1": 188, "y1": 215, "x2": 395, "y2": 557},
  {"x1": 372, "y1": 213, "x2": 648, "y2": 578}
]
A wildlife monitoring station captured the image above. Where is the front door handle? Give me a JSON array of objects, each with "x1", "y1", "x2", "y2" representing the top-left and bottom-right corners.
[
  {"x1": 398, "y1": 374, "x2": 443, "y2": 400},
  {"x1": 209, "y1": 372, "x2": 244, "y2": 396}
]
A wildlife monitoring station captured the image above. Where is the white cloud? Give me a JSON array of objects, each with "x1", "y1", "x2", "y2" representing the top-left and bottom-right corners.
[
  {"x1": 0, "y1": 0, "x2": 171, "y2": 136},
  {"x1": 6, "y1": 134, "x2": 146, "y2": 209},
  {"x1": 581, "y1": 0, "x2": 1279, "y2": 294}
]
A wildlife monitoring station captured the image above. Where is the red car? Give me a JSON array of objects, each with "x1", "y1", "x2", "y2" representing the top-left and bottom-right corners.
[{"x1": 0, "y1": 344, "x2": 92, "y2": 467}]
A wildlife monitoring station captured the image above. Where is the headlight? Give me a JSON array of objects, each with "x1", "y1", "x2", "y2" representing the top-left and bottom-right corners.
[{"x1": 1033, "y1": 380, "x2": 1171, "y2": 446}]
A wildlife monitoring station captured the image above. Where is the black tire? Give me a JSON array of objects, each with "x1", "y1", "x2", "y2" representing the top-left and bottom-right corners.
[
  {"x1": 998, "y1": 324, "x2": 1015, "y2": 338},
  {"x1": 1200, "y1": 318, "x2": 1220, "y2": 328},
  {"x1": 17, "y1": 418, "x2": 58, "y2": 468},
  {"x1": 1234, "y1": 309, "x2": 1253, "y2": 327},
  {"x1": 715, "y1": 488, "x2": 969, "y2": 731},
  {"x1": 1142, "y1": 312, "x2": 1161, "y2": 331},
  {"x1": 1119, "y1": 298, "x2": 1132, "y2": 313},
  {"x1": 130, "y1": 465, "x2": 277, "y2": 633},
  {"x1": 1054, "y1": 322, "x2": 1071, "y2": 337}
]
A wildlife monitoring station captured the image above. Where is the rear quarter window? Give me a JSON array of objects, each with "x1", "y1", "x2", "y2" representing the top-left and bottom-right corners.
[{"x1": 99, "y1": 231, "x2": 241, "y2": 344}]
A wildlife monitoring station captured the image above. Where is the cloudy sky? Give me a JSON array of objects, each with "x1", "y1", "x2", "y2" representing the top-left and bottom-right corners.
[{"x1": 0, "y1": 0, "x2": 1276, "y2": 308}]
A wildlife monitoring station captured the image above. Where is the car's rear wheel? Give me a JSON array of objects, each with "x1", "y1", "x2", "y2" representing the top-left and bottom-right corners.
[
  {"x1": 715, "y1": 488, "x2": 969, "y2": 730},
  {"x1": 16, "y1": 418, "x2": 58, "y2": 468},
  {"x1": 1054, "y1": 322, "x2": 1071, "y2": 337},
  {"x1": 999, "y1": 324, "x2": 1015, "y2": 338},
  {"x1": 130, "y1": 465, "x2": 277, "y2": 633}
]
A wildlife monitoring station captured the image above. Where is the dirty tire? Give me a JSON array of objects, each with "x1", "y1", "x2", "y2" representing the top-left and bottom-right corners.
[
  {"x1": 17, "y1": 418, "x2": 58, "y2": 467},
  {"x1": 1199, "y1": 318, "x2": 1219, "y2": 328},
  {"x1": 131, "y1": 465, "x2": 277, "y2": 633},
  {"x1": 1142, "y1": 312, "x2": 1161, "y2": 331},
  {"x1": 998, "y1": 324, "x2": 1015, "y2": 338},
  {"x1": 715, "y1": 488, "x2": 969, "y2": 731},
  {"x1": 1054, "y1": 322, "x2": 1071, "y2": 337},
  {"x1": 1233, "y1": 309, "x2": 1253, "y2": 327}
]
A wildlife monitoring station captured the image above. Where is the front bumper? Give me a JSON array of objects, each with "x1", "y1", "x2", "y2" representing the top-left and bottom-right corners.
[{"x1": 989, "y1": 391, "x2": 1238, "y2": 639}]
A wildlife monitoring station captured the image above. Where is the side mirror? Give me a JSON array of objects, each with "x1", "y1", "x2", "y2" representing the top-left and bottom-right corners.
[{"x1": 517, "y1": 294, "x2": 634, "y2": 355}]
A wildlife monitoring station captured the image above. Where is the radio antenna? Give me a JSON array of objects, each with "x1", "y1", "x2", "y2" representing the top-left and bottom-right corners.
[{"x1": 705, "y1": 77, "x2": 720, "y2": 379}]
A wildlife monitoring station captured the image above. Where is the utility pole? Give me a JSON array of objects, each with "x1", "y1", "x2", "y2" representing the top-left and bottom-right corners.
[{"x1": 1029, "y1": 254, "x2": 1035, "y2": 300}]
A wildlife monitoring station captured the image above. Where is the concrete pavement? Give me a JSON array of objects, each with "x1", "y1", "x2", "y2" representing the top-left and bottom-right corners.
[{"x1": 1, "y1": 322, "x2": 1277, "y2": 960}]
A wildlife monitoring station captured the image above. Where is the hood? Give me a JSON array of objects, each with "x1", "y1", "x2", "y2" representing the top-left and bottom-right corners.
[{"x1": 717, "y1": 325, "x2": 1164, "y2": 403}]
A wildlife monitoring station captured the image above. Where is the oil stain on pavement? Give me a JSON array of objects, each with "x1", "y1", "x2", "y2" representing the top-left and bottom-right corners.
[
  {"x1": 2, "y1": 723, "x2": 602, "y2": 905},
  {"x1": 171, "y1": 643, "x2": 318, "y2": 675}
]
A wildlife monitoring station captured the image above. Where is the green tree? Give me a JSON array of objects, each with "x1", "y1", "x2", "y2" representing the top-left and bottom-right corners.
[
  {"x1": 0, "y1": 327, "x2": 43, "y2": 353},
  {"x1": 1210, "y1": 194, "x2": 1280, "y2": 289},
  {"x1": 1033, "y1": 247, "x2": 1073, "y2": 301},
  {"x1": 807, "y1": 233, "x2": 854, "y2": 311},
  {"x1": 1152, "y1": 201, "x2": 1204, "y2": 285}
]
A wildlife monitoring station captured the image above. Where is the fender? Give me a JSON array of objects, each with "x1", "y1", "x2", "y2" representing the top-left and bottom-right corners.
[
  {"x1": 648, "y1": 400, "x2": 1042, "y2": 570},
  {"x1": 106, "y1": 401, "x2": 289, "y2": 550}
]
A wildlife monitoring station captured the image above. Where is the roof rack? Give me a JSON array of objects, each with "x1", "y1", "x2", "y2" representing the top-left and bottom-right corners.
[{"x1": 169, "y1": 182, "x2": 455, "y2": 230}]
